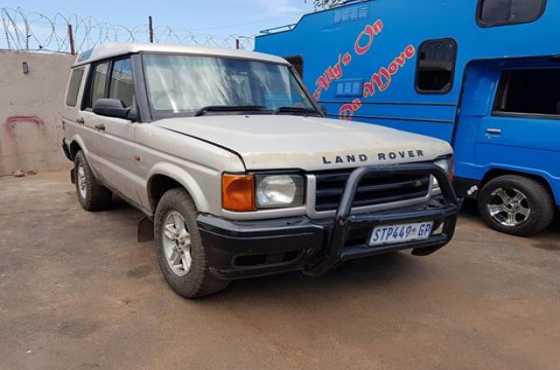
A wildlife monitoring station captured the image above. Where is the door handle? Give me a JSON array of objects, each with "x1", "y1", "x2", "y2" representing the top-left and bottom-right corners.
[
  {"x1": 76, "y1": 117, "x2": 85, "y2": 124},
  {"x1": 94, "y1": 123, "x2": 106, "y2": 131},
  {"x1": 486, "y1": 128, "x2": 502, "y2": 135}
]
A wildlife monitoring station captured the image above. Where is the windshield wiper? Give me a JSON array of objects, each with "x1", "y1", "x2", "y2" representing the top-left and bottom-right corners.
[
  {"x1": 194, "y1": 105, "x2": 269, "y2": 117},
  {"x1": 274, "y1": 106, "x2": 321, "y2": 116}
]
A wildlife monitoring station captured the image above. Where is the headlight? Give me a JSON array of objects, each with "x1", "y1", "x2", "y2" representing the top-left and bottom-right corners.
[{"x1": 256, "y1": 175, "x2": 305, "y2": 209}]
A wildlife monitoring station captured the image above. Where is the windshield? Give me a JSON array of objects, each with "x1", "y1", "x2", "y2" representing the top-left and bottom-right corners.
[{"x1": 143, "y1": 53, "x2": 316, "y2": 116}]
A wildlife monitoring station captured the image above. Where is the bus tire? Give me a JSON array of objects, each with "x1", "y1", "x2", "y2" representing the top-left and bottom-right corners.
[{"x1": 478, "y1": 175, "x2": 555, "y2": 237}]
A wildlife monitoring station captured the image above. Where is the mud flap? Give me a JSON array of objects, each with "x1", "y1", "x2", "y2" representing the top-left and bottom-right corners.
[{"x1": 137, "y1": 217, "x2": 154, "y2": 243}]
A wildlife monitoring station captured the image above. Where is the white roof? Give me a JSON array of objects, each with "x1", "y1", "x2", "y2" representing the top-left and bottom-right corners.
[{"x1": 73, "y1": 42, "x2": 288, "y2": 67}]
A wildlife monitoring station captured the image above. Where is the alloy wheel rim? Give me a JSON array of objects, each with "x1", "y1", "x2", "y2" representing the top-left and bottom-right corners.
[
  {"x1": 487, "y1": 187, "x2": 531, "y2": 227},
  {"x1": 77, "y1": 164, "x2": 87, "y2": 199},
  {"x1": 162, "y1": 211, "x2": 192, "y2": 277}
]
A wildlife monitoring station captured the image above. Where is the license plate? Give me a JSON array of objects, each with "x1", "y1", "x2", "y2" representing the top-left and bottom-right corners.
[{"x1": 369, "y1": 222, "x2": 434, "y2": 247}]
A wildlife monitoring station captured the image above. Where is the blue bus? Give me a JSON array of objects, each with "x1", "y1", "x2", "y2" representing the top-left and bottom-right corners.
[{"x1": 255, "y1": 0, "x2": 560, "y2": 236}]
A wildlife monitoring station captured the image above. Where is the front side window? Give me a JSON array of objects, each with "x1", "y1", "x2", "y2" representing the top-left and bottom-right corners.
[
  {"x1": 494, "y1": 69, "x2": 560, "y2": 117},
  {"x1": 66, "y1": 68, "x2": 84, "y2": 107},
  {"x1": 84, "y1": 62, "x2": 109, "y2": 110},
  {"x1": 416, "y1": 39, "x2": 457, "y2": 94},
  {"x1": 142, "y1": 54, "x2": 315, "y2": 116},
  {"x1": 109, "y1": 58, "x2": 135, "y2": 108},
  {"x1": 478, "y1": 0, "x2": 546, "y2": 27}
]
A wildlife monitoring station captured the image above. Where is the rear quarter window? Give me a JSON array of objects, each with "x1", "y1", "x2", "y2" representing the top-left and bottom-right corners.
[
  {"x1": 66, "y1": 68, "x2": 84, "y2": 107},
  {"x1": 477, "y1": 0, "x2": 547, "y2": 27}
]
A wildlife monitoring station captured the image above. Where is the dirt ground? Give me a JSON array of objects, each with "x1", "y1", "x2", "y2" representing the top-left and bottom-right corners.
[{"x1": 1, "y1": 171, "x2": 559, "y2": 370}]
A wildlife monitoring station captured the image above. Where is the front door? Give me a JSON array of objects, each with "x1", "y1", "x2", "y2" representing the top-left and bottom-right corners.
[
  {"x1": 478, "y1": 68, "x2": 560, "y2": 167},
  {"x1": 454, "y1": 62, "x2": 560, "y2": 187},
  {"x1": 81, "y1": 57, "x2": 140, "y2": 203}
]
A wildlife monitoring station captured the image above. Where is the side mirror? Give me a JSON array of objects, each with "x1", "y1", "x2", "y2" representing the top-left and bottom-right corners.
[{"x1": 93, "y1": 98, "x2": 131, "y2": 120}]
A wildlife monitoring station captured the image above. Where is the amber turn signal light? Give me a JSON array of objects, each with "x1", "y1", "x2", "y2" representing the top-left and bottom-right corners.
[
  {"x1": 448, "y1": 157, "x2": 456, "y2": 182},
  {"x1": 222, "y1": 174, "x2": 255, "y2": 212}
]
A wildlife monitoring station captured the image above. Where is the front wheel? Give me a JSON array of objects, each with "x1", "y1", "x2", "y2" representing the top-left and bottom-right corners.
[
  {"x1": 478, "y1": 175, "x2": 555, "y2": 236},
  {"x1": 154, "y1": 188, "x2": 229, "y2": 299}
]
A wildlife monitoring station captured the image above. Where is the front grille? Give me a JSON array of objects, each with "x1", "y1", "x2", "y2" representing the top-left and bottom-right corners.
[{"x1": 313, "y1": 169, "x2": 431, "y2": 212}]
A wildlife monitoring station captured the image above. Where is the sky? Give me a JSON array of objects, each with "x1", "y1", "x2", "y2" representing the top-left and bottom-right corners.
[{"x1": 1, "y1": 0, "x2": 316, "y2": 50}]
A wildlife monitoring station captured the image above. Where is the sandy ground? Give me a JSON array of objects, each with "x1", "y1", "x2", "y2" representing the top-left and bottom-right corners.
[{"x1": 1, "y1": 171, "x2": 559, "y2": 370}]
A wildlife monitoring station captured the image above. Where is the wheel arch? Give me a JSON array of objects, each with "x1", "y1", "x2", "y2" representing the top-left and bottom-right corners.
[
  {"x1": 481, "y1": 168, "x2": 557, "y2": 204},
  {"x1": 68, "y1": 136, "x2": 88, "y2": 161},
  {"x1": 147, "y1": 164, "x2": 210, "y2": 214}
]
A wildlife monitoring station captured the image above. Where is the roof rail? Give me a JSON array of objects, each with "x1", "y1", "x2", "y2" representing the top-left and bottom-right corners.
[
  {"x1": 340, "y1": 0, "x2": 370, "y2": 6},
  {"x1": 259, "y1": 24, "x2": 297, "y2": 35}
]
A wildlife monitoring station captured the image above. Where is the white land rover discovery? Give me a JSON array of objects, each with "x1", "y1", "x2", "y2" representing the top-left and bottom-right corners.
[{"x1": 62, "y1": 43, "x2": 459, "y2": 298}]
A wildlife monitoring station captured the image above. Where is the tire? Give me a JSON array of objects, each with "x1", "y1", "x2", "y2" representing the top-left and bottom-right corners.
[
  {"x1": 154, "y1": 188, "x2": 229, "y2": 299},
  {"x1": 478, "y1": 175, "x2": 555, "y2": 236},
  {"x1": 74, "y1": 151, "x2": 112, "y2": 211}
]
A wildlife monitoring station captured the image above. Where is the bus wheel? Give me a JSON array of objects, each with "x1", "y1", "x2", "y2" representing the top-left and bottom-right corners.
[{"x1": 478, "y1": 175, "x2": 555, "y2": 237}]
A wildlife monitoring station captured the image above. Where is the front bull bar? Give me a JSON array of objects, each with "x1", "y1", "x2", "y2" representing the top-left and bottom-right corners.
[{"x1": 305, "y1": 163, "x2": 460, "y2": 276}]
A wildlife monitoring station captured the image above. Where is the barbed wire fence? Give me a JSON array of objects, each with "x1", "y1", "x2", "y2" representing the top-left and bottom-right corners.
[{"x1": 0, "y1": 7, "x2": 255, "y2": 54}]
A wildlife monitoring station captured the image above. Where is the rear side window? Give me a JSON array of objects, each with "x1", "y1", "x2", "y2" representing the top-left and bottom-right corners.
[
  {"x1": 83, "y1": 62, "x2": 109, "y2": 110},
  {"x1": 478, "y1": 0, "x2": 546, "y2": 27},
  {"x1": 416, "y1": 39, "x2": 457, "y2": 94},
  {"x1": 66, "y1": 68, "x2": 84, "y2": 107},
  {"x1": 109, "y1": 58, "x2": 135, "y2": 108},
  {"x1": 494, "y1": 69, "x2": 560, "y2": 117}
]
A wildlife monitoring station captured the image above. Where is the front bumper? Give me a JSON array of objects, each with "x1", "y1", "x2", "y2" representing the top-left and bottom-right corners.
[{"x1": 198, "y1": 164, "x2": 459, "y2": 280}]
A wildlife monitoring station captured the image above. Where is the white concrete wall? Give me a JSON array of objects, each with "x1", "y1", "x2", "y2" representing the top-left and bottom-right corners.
[{"x1": 0, "y1": 51, "x2": 75, "y2": 176}]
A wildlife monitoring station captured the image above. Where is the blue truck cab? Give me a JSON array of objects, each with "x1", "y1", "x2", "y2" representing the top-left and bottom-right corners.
[{"x1": 255, "y1": 0, "x2": 560, "y2": 236}]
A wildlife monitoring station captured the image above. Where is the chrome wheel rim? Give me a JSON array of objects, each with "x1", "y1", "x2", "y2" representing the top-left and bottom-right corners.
[
  {"x1": 162, "y1": 211, "x2": 192, "y2": 277},
  {"x1": 77, "y1": 164, "x2": 87, "y2": 199},
  {"x1": 487, "y1": 187, "x2": 531, "y2": 227}
]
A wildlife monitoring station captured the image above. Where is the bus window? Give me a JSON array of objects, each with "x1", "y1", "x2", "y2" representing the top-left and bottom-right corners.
[
  {"x1": 493, "y1": 69, "x2": 560, "y2": 117},
  {"x1": 477, "y1": 0, "x2": 546, "y2": 27},
  {"x1": 416, "y1": 39, "x2": 457, "y2": 94}
]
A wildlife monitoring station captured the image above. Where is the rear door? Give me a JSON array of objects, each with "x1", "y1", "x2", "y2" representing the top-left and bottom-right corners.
[{"x1": 78, "y1": 61, "x2": 111, "y2": 173}]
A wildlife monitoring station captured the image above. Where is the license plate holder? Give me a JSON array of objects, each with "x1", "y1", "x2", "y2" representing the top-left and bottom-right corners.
[{"x1": 369, "y1": 222, "x2": 434, "y2": 247}]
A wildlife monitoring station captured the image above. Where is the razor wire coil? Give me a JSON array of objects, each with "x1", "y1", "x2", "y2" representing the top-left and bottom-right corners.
[{"x1": 0, "y1": 7, "x2": 255, "y2": 54}]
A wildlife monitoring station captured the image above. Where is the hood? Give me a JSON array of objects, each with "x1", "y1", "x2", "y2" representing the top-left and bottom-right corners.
[{"x1": 154, "y1": 115, "x2": 452, "y2": 171}]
